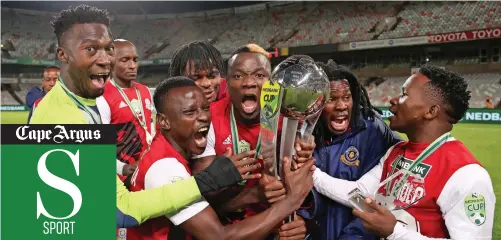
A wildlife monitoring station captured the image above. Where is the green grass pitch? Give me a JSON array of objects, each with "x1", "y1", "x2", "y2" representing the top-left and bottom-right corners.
[{"x1": 1, "y1": 111, "x2": 500, "y2": 237}]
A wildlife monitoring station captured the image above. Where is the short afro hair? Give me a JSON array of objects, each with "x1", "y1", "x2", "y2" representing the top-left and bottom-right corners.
[
  {"x1": 153, "y1": 76, "x2": 197, "y2": 112},
  {"x1": 419, "y1": 65, "x2": 471, "y2": 123},
  {"x1": 51, "y1": 5, "x2": 111, "y2": 45}
]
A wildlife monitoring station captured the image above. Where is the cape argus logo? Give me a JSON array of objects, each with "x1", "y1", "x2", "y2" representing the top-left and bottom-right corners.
[
  {"x1": 1, "y1": 124, "x2": 116, "y2": 239},
  {"x1": 15, "y1": 125, "x2": 101, "y2": 143},
  {"x1": 37, "y1": 149, "x2": 82, "y2": 235}
]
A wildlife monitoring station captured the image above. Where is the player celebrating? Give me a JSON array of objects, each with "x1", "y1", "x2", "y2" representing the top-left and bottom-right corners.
[
  {"x1": 32, "y1": 4, "x2": 262, "y2": 231},
  {"x1": 169, "y1": 41, "x2": 227, "y2": 103},
  {"x1": 311, "y1": 66, "x2": 495, "y2": 239},
  {"x1": 96, "y1": 39, "x2": 153, "y2": 178},
  {"x1": 27, "y1": 65, "x2": 60, "y2": 123},
  {"x1": 128, "y1": 76, "x2": 315, "y2": 240},
  {"x1": 296, "y1": 60, "x2": 401, "y2": 240},
  {"x1": 191, "y1": 45, "x2": 312, "y2": 239}
]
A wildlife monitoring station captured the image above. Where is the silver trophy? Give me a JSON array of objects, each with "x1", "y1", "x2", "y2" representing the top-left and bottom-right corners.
[{"x1": 258, "y1": 55, "x2": 330, "y2": 222}]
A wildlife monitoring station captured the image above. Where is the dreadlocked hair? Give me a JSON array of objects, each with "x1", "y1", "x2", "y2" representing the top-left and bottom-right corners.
[
  {"x1": 169, "y1": 41, "x2": 224, "y2": 77},
  {"x1": 154, "y1": 76, "x2": 197, "y2": 112},
  {"x1": 312, "y1": 59, "x2": 377, "y2": 147},
  {"x1": 51, "y1": 5, "x2": 111, "y2": 46},
  {"x1": 419, "y1": 65, "x2": 471, "y2": 124}
]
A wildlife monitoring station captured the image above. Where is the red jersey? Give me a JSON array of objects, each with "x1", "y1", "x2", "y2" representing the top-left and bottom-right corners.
[
  {"x1": 217, "y1": 78, "x2": 227, "y2": 101},
  {"x1": 97, "y1": 81, "x2": 153, "y2": 166},
  {"x1": 128, "y1": 132, "x2": 209, "y2": 240},
  {"x1": 193, "y1": 96, "x2": 282, "y2": 223},
  {"x1": 377, "y1": 140, "x2": 480, "y2": 238}
]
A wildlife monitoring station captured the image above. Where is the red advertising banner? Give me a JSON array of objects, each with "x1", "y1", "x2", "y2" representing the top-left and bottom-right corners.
[{"x1": 427, "y1": 28, "x2": 501, "y2": 43}]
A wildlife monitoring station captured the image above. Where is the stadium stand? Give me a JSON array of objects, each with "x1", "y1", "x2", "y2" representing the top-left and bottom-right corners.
[
  {"x1": 1, "y1": 1, "x2": 500, "y2": 108},
  {"x1": 2, "y1": 1, "x2": 500, "y2": 58},
  {"x1": 365, "y1": 73, "x2": 501, "y2": 108}
]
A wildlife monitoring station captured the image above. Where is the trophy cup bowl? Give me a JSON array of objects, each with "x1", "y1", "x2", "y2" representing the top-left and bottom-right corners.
[
  {"x1": 271, "y1": 55, "x2": 330, "y2": 121},
  {"x1": 268, "y1": 55, "x2": 330, "y2": 223}
]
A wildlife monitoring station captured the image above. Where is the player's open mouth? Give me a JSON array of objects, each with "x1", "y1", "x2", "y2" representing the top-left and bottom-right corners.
[
  {"x1": 241, "y1": 94, "x2": 258, "y2": 114},
  {"x1": 330, "y1": 115, "x2": 349, "y2": 131},
  {"x1": 90, "y1": 73, "x2": 110, "y2": 89},
  {"x1": 194, "y1": 125, "x2": 209, "y2": 148}
]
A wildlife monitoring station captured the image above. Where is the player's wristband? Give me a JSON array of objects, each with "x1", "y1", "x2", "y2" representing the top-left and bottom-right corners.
[{"x1": 194, "y1": 155, "x2": 243, "y2": 194}]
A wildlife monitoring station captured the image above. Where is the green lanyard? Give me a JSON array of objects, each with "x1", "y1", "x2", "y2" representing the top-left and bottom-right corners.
[
  {"x1": 58, "y1": 77, "x2": 102, "y2": 124},
  {"x1": 388, "y1": 132, "x2": 452, "y2": 196},
  {"x1": 230, "y1": 105, "x2": 261, "y2": 158}
]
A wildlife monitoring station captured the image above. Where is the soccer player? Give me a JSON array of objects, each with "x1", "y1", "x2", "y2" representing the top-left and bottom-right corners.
[
  {"x1": 128, "y1": 76, "x2": 315, "y2": 240},
  {"x1": 295, "y1": 60, "x2": 402, "y2": 240},
  {"x1": 27, "y1": 65, "x2": 59, "y2": 123},
  {"x1": 169, "y1": 41, "x2": 227, "y2": 103},
  {"x1": 31, "y1": 4, "x2": 262, "y2": 231},
  {"x1": 96, "y1": 39, "x2": 153, "y2": 178},
  {"x1": 311, "y1": 66, "x2": 495, "y2": 239},
  {"x1": 191, "y1": 46, "x2": 312, "y2": 239}
]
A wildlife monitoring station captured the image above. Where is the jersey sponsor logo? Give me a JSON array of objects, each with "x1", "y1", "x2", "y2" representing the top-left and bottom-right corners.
[
  {"x1": 391, "y1": 156, "x2": 432, "y2": 178},
  {"x1": 464, "y1": 193, "x2": 486, "y2": 226},
  {"x1": 340, "y1": 146, "x2": 360, "y2": 166}
]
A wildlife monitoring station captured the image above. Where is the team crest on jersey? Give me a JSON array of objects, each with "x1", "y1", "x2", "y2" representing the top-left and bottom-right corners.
[
  {"x1": 340, "y1": 146, "x2": 360, "y2": 166},
  {"x1": 464, "y1": 193, "x2": 486, "y2": 226},
  {"x1": 117, "y1": 228, "x2": 127, "y2": 240}
]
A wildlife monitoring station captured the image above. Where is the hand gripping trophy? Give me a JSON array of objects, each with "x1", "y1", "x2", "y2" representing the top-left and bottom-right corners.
[{"x1": 257, "y1": 55, "x2": 330, "y2": 222}]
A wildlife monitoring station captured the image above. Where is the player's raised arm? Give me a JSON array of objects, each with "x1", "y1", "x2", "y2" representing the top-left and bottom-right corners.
[
  {"x1": 178, "y1": 157, "x2": 315, "y2": 240},
  {"x1": 312, "y1": 145, "x2": 392, "y2": 207},
  {"x1": 116, "y1": 154, "x2": 255, "y2": 228}
]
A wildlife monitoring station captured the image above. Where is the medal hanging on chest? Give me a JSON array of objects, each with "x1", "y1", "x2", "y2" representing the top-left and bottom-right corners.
[
  {"x1": 110, "y1": 79, "x2": 153, "y2": 146},
  {"x1": 230, "y1": 105, "x2": 261, "y2": 185},
  {"x1": 374, "y1": 133, "x2": 453, "y2": 211}
]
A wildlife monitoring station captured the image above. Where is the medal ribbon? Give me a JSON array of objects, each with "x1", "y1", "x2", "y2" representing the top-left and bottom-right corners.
[
  {"x1": 388, "y1": 132, "x2": 452, "y2": 196},
  {"x1": 230, "y1": 105, "x2": 261, "y2": 158},
  {"x1": 58, "y1": 76, "x2": 102, "y2": 124},
  {"x1": 110, "y1": 79, "x2": 152, "y2": 145}
]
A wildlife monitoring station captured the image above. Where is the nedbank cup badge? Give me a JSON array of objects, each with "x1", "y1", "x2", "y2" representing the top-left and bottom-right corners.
[
  {"x1": 1, "y1": 124, "x2": 117, "y2": 239},
  {"x1": 238, "y1": 140, "x2": 251, "y2": 154},
  {"x1": 464, "y1": 193, "x2": 486, "y2": 226}
]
